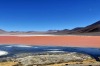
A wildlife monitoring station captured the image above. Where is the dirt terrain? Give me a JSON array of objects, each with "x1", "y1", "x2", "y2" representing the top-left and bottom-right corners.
[{"x1": 0, "y1": 60, "x2": 100, "y2": 66}]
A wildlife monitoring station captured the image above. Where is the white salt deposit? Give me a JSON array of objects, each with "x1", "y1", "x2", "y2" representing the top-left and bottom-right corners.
[
  {"x1": 0, "y1": 50, "x2": 8, "y2": 56},
  {"x1": 47, "y1": 51, "x2": 65, "y2": 53},
  {"x1": 5, "y1": 45, "x2": 32, "y2": 48},
  {"x1": 47, "y1": 49, "x2": 61, "y2": 51}
]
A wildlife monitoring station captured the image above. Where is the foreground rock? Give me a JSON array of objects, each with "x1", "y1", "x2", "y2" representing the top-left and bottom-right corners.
[{"x1": 15, "y1": 52, "x2": 94, "y2": 66}]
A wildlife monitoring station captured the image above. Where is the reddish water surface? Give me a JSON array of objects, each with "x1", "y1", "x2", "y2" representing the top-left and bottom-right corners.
[{"x1": 0, "y1": 36, "x2": 100, "y2": 48}]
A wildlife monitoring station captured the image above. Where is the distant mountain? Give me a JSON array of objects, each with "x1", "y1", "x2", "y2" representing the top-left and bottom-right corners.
[
  {"x1": 0, "y1": 29, "x2": 7, "y2": 33},
  {"x1": 71, "y1": 27, "x2": 84, "y2": 31},
  {"x1": 53, "y1": 21, "x2": 100, "y2": 35},
  {"x1": 73, "y1": 21, "x2": 100, "y2": 33},
  {"x1": 47, "y1": 30, "x2": 59, "y2": 32},
  {"x1": 50, "y1": 29, "x2": 70, "y2": 34},
  {"x1": 90, "y1": 21, "x2": 100, "y2": 26},
  {"x1": 0, "y1": 20, "x2": 100, "y2": 35}
]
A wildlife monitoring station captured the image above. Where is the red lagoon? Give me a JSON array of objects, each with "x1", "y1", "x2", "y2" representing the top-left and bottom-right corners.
[{"x1": 0, "y1": 36, "x2": 100, "y2": 48}]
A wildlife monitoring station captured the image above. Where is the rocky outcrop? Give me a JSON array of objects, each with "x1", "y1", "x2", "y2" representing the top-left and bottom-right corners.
[{"x1": 15, "y1": 52, "x2": 93, "y2": 66}]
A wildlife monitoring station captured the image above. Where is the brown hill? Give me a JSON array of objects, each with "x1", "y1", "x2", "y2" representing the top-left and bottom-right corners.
[
  {"x1": 55, "y1": 21, "x2": 100, "y2": 34},
  {"x1": 74, "y1": 21, "x2": 100, "y2": 33}
]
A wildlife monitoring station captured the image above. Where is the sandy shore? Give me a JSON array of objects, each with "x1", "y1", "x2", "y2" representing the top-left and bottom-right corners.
[
  {"x1": 0, "y1": 35, "x2": 100, "y2": 48},
  {"x1": 0, "y1": 60, "x2": 100, "y2": 66},
  {"x1": 0, "y1": 62, "x2": 18, "y2": 66}
]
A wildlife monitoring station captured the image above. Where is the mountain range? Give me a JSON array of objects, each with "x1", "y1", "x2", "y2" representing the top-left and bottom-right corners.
[
  {"x1": 51, "y1": 21, "x2": 100, "y2": 35},
  {"x1": 0, "y1": 21, "x2": 100, "y2": 35}
]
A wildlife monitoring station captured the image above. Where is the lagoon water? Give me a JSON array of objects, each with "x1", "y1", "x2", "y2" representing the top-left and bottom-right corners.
[{"x1": 0, "y1": 44, "x2": 100, "y2": 61}]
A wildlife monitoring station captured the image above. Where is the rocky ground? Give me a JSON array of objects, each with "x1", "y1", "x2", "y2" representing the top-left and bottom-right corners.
[
  {"x1": 1, "y1": 60, "x2": 100, "y2": 66},
  {"x1": 0, "y1": 52, "x2": 100, "y2": 66}
]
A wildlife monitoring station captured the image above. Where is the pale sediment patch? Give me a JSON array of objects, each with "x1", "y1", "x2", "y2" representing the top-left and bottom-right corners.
[
  {"x1": 47, "y1": 51, "x2": 65, "y2": 53},
  {"x1": 0, "y1": 50, "x2": 8, "y2": 56},
  {"x1": 5, "y1": 45, "x2": 32, "y2": 48},
  {"x1": 0, "y1": 34, "x2": 97, "y2": 37},
  {"x1": 0, "y1": 34, "x2": 58, "y2": 37},
  {"x1": 46, "y1": 49, "x2": 61, "y2": 51}
]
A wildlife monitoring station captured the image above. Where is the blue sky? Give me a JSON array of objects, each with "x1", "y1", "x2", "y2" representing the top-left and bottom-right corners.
[{"x1": 0, "y1": 0, "x2": 100, "y2": 31}]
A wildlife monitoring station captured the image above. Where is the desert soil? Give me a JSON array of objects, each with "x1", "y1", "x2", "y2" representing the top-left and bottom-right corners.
[
  {"x1": 0, "y1": 60, "x2": 100, "y2": 66},
  {"x1": 0, "y1": 62, "x2": 17, "y2": 66}
]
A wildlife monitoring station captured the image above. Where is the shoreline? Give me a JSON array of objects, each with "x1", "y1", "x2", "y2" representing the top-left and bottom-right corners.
[
  {"x1": 0, "y1": 44, "x2": 100, "y2": 66},
  {"x1": 0, "y1": 60, "x2": 100, "y2": 66},
  {"x1": 0, "y1": 34, "x2": 100, "y2": 37}
]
